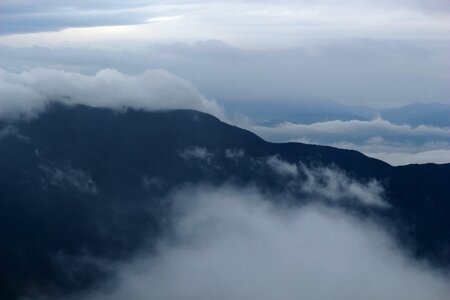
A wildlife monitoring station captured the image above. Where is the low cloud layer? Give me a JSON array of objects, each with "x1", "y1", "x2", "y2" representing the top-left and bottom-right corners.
[
  {"x1": 0, "y1": 68, "x2": 224, "y2": 120},
  {"x1": 251, "y1": 119, "x2": 450, "y2": 165},
  {"x1": 365, "y1": 149, "x2": 450, "y2": 166},
  {"x1": 252, "y1": 118, "x2": 450, "y2": 144},
  {"x1": 331, "y1": 141, "x2": 450, "y2": 166},
  {"x1": 52, "y1": 184, "x2": 449, "y2": 300}
]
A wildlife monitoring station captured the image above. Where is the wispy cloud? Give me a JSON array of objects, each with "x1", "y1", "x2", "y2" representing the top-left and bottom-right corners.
[
  {"x1": 40, "y1": 160, "x2": 98, "y2": 194},
  {"x1": 252, "y1": 118, "x2": 450, "y2": 144}
]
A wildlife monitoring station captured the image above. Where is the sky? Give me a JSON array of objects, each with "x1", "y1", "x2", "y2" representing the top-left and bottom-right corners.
[
  {"x1": 0, "y1": 0, "x2": 449, "y2": 106},
  {"x1": 0, "y1": 0, "x2": 449, "y2": 165}
]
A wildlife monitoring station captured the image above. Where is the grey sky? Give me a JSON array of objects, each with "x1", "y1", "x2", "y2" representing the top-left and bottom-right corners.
[
  {"x1": 0, "y1": 0, "x2": 449, "y2": 165},
  {"x1": 1, "y1": 0, "x2": 448, "y2": 107},
  {"x1": 1, "y1": 39, "x2": 448, "y2": 107},
  {"x1": 1, "y1": 0, "x2": 449, "y2": 46}
]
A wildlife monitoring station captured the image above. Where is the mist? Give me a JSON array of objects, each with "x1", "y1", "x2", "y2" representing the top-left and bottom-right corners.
[{"x1": 35, "y1": 182, "x2": 449, "y2": 300}]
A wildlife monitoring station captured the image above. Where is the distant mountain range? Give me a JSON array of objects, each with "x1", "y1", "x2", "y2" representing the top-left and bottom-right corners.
[
  {"x1": 380, "y1": 102, "x2": 450, "y2": 127},
  {"x1": 225, "y1": 100, "x2": 450, "y2": 127},
  {"x1": 1, "y1": 104, "x2": 449, "y2": 299}
]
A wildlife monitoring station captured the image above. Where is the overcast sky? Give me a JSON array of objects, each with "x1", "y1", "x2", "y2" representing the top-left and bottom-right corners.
[
  {"x1": 0, "y1": 0, "x2": 449, "y2": 107},
  {"x1": 0, "y1": 0, "x2": 449, "y2": 164},
  {"x1": 1, "y1": 0, "x2": 449, "y2": 44}
]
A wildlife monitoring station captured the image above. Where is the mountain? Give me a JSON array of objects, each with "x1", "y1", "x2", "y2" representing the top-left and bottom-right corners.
[
  {"x1": 380, "y1": 102, "x2": 450, "y2": 127},
  {"x1": 224, "y1": 100, "x2": 450, "y2": 128},
  {"x1": 223, "y1": 99, "x2": 372, "y2": 125},
  {"x1": 1, "y1": 104, "x2": 449, "y2": 299}
]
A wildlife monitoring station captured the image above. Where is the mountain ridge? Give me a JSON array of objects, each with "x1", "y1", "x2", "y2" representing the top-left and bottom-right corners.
[{"x1": 1, "y1": 104, "x2": 449, "y2": 299}]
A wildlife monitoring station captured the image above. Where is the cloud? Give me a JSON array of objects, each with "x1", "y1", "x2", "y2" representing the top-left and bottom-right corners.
[
  {"x1": 263, "y1": 156, "x2": 387, "y2": 207},
  {"x1": 328, "y1": 140, "x2": 450, "y2": 166},
  {"x1": 252, "y1": 118, "x2": 450, "y2": 144},
  {"x1": 0, "y1": 68, "x2": 224, "y2": 120},
  {"x1": 365, "y1": 149, "x2": 450, "y2": 166},
  {"x1": 224, "y1": 148, "x2": 245, "y2": 160},
  {"x1": 298, "y1": 164, "x2": 386, "y2": 207},
  {"x1": 0, "y1": 125, "x2": 29, "y2": 141},
  {"x1": 39, "y1": 160, "x2": 98, "y2": 194},
  {"x1": 250, "y1": 118, "x2": 450, "y2": 165},
  {"x1": 51, "y1": 184, "x2": 449, "y2": 300},
  {"x1": 1, "y1": 39, "x2": 448, "y2": 108},
  {"x1": 266, "y1": 155, "x2": 298, "y2": 177},
  {"x1": 179, "y1": 147, "x2": 215, "y2": 162}
]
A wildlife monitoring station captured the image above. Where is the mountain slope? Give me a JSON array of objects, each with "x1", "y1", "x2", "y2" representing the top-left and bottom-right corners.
[{"x1": 1, "y1": 104, "x2": 449, "y2": 299}]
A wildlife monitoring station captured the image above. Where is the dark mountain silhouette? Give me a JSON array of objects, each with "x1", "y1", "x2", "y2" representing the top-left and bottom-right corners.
[{"x1": 1, "y1": 104, "x2": 449, "y2": 299}]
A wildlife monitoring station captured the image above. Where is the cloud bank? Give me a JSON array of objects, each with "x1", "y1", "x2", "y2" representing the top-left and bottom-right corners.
[
  {"x1": 52, "y1": 184, "x2": 450, "y2": 300},
  {"x1": 365, "y1": 149, "x2": 450, "y2": 166},
  {"x1": 251, "y1": 119, "x2": 450, "y2": 165},
  {"x1": 0, "y1": 68, "x2": 224, "y2": 120},
  {"x1": 252, "y1": 118, "x2": 450, "y2": 144}
]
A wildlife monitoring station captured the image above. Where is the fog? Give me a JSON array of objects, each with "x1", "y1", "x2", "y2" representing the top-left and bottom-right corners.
[{"x1": 47, "y1": 184, "x2": 450, "y2": 300}]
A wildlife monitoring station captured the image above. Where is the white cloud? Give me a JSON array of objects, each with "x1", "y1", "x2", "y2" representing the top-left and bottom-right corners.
[
  {"x1": 250, "y1": 119, "x2": 450, "y2": 165},
  {"x1": 266, "y1": 155, "x2": 298, "y2": 177},
  {"x1": 298, "y1": 164, "x2": 386, "y2": 207},
  {"x1": 56, "y1": 185, "x2": 449, "y2": 300},
  {"x1": 365, "y1": 149, "x2": 450, "y2": 166},
  {"x1": 252, "y1": 118, "x2": 450, "y2": 144},
  {"x1": 224, "y1": 148, "x2": 245, "y2": 160},
  {"x1": 0, "y1": 68, "x2": 224, "y2": 120},
  {"x1": 263, "y1": 156, "x2": 387, "y2": 207},
  {"x1": 179, "y1": 147, "x2": 215, "y2": 162}
]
